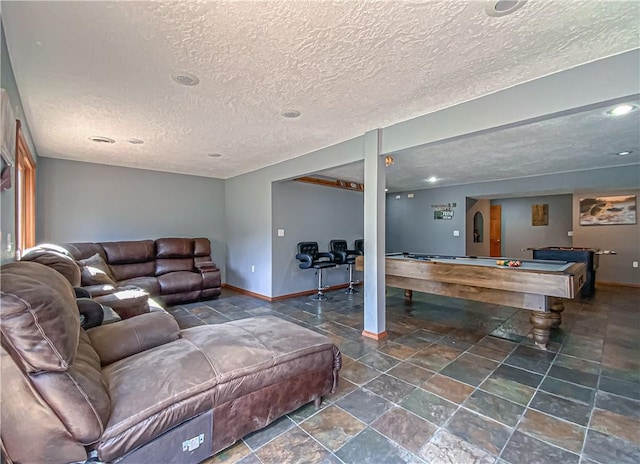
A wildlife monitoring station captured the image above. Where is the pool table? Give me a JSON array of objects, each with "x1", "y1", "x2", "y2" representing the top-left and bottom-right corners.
[
  {"x1": 355, "y1": 253, "x2": 587, "y2": 348},
  {"x1": 529, "y1": 247, "x2": 598, "y2": 297}
]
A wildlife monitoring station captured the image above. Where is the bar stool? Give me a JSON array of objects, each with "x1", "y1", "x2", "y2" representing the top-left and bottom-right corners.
[
  {"x1": 329, "y1": 239, "x2": 361, "y2": 294},
  {"x1": 295, "y1": 242, "x2": 336, "y2": 300},
  {"x1": 354, "y1": 239, "x2": 364, "y2": 255}
]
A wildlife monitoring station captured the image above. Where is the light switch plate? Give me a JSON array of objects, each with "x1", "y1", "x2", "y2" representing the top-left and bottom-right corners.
[{"x1": 277, "y1": 229, "x2": 285, "y2": 237}]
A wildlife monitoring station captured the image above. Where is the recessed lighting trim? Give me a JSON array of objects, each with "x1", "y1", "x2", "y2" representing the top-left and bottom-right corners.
[
  {"x1": 616, "y1": 150, "x2": 633, "y2": 156},
  {"x1": 485, "y1": 0, "x2": 527, "y2": 17},
  {"x1": 606, "y1": 104, "x2": 638, "y2": 117},
  {"x1": 127, "y1": 138, "x2": 144, "y2": 145},
  {"x1": 281, "y1": 109, "x2": 301, "y2": 119},
  {"x1": 172, "y1": 72, "x2": 200, "y2": 86},
  {"x1": 208, "y1": 153, "x2": 222, "y2": 158},
  {"x1": 427, "y1": 176, "x2": 438, "y2": 183},
  {"x1": 89, "y1": 136, "x2": 115, "y2": 144}
]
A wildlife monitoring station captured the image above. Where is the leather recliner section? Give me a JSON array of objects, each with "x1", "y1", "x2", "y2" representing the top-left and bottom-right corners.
[
  {"x1": 0, "y1": 261, "x2": 341, "y2": 464},
  {"x1": 60, "y1": 237, "x2": 222, "y2": 306}
]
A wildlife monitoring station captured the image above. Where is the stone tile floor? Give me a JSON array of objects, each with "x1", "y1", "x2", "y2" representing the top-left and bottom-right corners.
[{"x1": 166, "y1": 284, "x2": 640, "y2": 464}]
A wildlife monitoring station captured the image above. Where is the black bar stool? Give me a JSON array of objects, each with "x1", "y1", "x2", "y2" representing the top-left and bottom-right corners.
[
  {"x1": 295, "y1": 242, "x2": 336, "y2": 300},
  {"x1": 329, "y1": 239, "x2": 361, "y2": 294}
]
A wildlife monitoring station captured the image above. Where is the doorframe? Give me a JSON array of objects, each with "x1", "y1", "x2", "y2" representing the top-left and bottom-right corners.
[{"x1": 490, "y1": 204, "x2": 502, "y2": 257}]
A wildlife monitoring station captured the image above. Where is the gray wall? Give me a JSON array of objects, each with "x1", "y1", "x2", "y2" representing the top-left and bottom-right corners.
[
  {"x1": 225, "y1": 136, "x2": 365, "y2": 297},
  {"x1": 386, "y1": 166, "x2": 640, "y2": 286},
  {"x1": 1, "y1": 20, "x2": 38, "y2": 262},
  {"x1": 573, "y1": 189, "x2": 640, "y2": 286},
  {"x1": 491, "y1": 195, "x2": 573, "y2": 259},
  {"x1": 272, "y1": 181, "x2": 364, "y2": 297},
  {"x1": 386, "y1": 189, "x2": 466, "y2": 255},
  {"x1": 36, "y1": 158, "x2": 227, "y2": 279}
]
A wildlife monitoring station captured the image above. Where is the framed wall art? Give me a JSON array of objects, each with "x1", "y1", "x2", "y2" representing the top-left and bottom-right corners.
[
  {"x1": 579, "y1": 195, "x2": 637, "y2": 226},
  {"x1": 532, "y1": 203, "x2": 549, "y2": 226}
]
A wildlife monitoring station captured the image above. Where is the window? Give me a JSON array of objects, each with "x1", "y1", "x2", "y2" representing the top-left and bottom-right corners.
[{"x1": 14, "y1": 120, "x2": 35, "y2": 257}]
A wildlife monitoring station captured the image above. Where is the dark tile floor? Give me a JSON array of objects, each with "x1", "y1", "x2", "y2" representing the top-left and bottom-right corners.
[{"x1": 166, "y1": 284, "x2": 640, "y2": 464}]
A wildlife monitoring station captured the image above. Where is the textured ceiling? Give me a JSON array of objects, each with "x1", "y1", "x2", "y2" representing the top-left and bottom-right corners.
[
  {"x1": 316, "y1": 101, "x2": 640, "y2": 192},
  {"x1": 2, "y1": 1, "x2": 639, "y2": 179}
]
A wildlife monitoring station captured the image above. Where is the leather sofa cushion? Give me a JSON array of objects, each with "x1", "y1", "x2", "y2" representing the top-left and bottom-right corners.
[
  {"x1": 102, "y1": 240, "x2": 155, "y2": 265},
  {"x1": 193, "y1": 238, "x2": 211, "y2": 257},
  {"x1": 158, "y1": 271, "x2": 201, "y2": 294},
  {"x1": 155, "y1": 258, "x2": 194, "y2": 276},
  {"x1": 0, "y1": 262, "x2": 79, "y2": 373},
  {"x1": 79, "y1": 253, "x2": 117, "y2": 287},
  {"x1": 98, "y1": 317, "x2": 335, "y2": 460},
  {"x1": 110, "y1": 261, "x2": 156, "y2": 282},
  {"x1": 117, "y1": 276, "x2": 161, "y2": 296},
  {"x1": 63, "y1": 242, "x2": 107, "y2": 261},
  {"x1": 156, "y1": 238, "x2": 194, "y2": 258}
]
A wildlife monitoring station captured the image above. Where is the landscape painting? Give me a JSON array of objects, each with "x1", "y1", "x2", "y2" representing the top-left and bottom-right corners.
[{"x1": 579, "y1": 195, "x2": 637, "y2": 225}]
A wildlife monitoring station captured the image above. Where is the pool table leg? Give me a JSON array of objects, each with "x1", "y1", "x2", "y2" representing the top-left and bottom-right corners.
[
  {"x1": 549, "y1": 298, "x2": 565, "y2": 328},
  {"x1": 529, "y1": 312, "x2": 554, "y2": 349}
]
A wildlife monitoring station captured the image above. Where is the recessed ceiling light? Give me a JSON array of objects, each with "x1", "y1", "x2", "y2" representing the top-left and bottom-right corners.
[
  {"x1": 172, "y1": 72, "x2": 200, "y2": 86},
  {"x1": 281, "y1": 110, "x2": 301, "y2": 119},
  {"x1": 208, "y1": 153, "x2": 222, "y2": 158},
  {"x1": 485, "y1": 0, "x2": 527, "y2": 17},
  {"x1": 127, "y1": 138, "x2": 144, "y2": 145},
  {"x1": 616, "y1": 150, "x2": 633, "y2": 156},
  {"x1": 606, "y1": 104, "x2": 638, "y2": 117},
  {"x1": 89, "y1": 136, "x2": 115, "y2": 144},
  {"x1": 427, "y1": 176, "x2": 438, "y2": 183}
]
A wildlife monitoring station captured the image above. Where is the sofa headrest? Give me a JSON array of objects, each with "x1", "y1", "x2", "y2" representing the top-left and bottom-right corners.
[
  {"x1": 0, "y1": 261, "x2": 79, "y2": 373},
  {"x1": 193, "y1": 238, "x2": 211, "y2": 257},
  {"x1": 156, "y1": 238, "x2": 194, "y2": 258},
  {"x1": 101, "y1": 240, "x2": 155, "y2": 264},
  {"x1": 20, "y1": 244, "x2": 82, "y2": 287},
  {"x1": 61, "y1": 242, "x2": 107, "y2": 261}
]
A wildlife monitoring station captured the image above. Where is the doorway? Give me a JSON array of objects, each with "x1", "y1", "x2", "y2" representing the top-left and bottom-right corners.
[{"x1": 490, "y1": 205, "x2": 502, "y2": 257}]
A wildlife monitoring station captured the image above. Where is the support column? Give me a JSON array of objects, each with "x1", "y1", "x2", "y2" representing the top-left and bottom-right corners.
[{"x1": 362, "y1": 129, "x2": 387, "y2": 340}]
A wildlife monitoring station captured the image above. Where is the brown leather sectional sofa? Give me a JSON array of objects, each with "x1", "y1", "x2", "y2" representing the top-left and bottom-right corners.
[
  {"x1": 0, "y1": 261, "x2": 342, "y2": 464},
  {"x1": 60, "y1": 237, "x2": 222, "y2": 306}
]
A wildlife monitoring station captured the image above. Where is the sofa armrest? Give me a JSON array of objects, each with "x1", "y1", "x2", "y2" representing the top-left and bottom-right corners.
[
  {"x1": 195, "y1": 260, "x2": 218, "y2": 272},
  {"x1": 83, "y1": 283, "x2": 117, "y2": 297},
  {"x1": 295, "y1": 253, "x2": 313, "y2": 269},
  {"x1": 330, "y1": 250, "x2": 347, "y2": 264},
  {"x1": 87, "y1": 311, "x2": 180, "y2": 365}
]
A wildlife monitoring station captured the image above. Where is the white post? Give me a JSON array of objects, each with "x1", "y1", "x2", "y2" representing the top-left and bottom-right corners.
[{"x1": 362, "y1": 129, "x2": 386, "y2": 339}]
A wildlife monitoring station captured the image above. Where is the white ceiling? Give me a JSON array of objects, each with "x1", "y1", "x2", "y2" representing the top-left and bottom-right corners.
[
  {"x1": 2, "y1": 1, "x2": 639, "y2": 181},
  {"x1": 317, "y1": 101, "x2": 640, "y2": 192}
]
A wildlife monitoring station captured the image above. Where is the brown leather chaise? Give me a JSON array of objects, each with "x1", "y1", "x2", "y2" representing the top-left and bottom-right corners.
[{"x1": 0, "y1": 261, "x2": 341, "y2": 464}]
